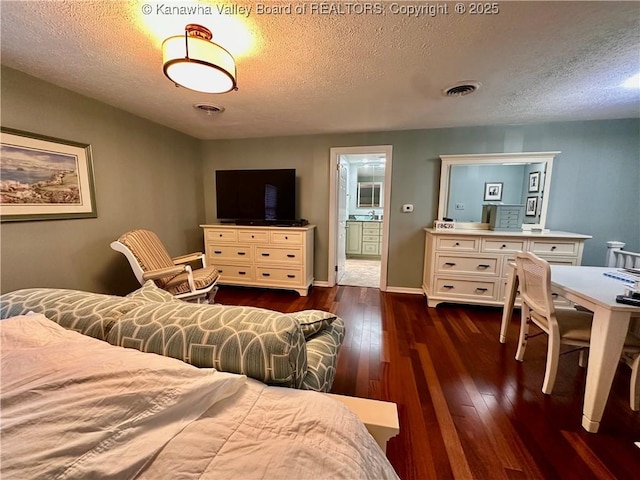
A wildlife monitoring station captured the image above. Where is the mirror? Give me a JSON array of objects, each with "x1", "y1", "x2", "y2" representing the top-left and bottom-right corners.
[
  {"x1": 438, "y1": 152, "x2": 559, "y2": 230},
  {"x1": 356, "y1": 164, "x2": 384, "y2": 208},
  {"x1": 357, "y1": 182, "x2": 382, "y2": 207}
]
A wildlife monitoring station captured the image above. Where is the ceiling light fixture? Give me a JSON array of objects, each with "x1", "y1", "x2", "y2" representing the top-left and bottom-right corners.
[
  {"x1": 163, "y1": 24, "x2": 237, "y2": 94},
  {"x1": 622, "y1": 72, "x2": 640, "y2": 89}
]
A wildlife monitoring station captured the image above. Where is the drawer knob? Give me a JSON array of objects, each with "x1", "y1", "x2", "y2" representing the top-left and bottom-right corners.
[
  {"x1": 285, "y1": 236, "x2": 288, "y2": 240},
  {"x1": 237, "y1": 252, "x2": 246, "y2": 256},
  {"x1": 218, "y1": 269, "x2": 223, "y2": 273},
  {"x1": 214, "y1": 250, "x2": 222, "y2": 254},
  {"x1": 287, "y1": 254, "x2": 295, "y2": 258},
  {"x1": 287, "y1": 274, "x2": 296, "y2": 278},
  {"x1": 251, "y1": 235, "x2": 255, "y2": 238},
  {"x1": 551, "y1": 245, "x2": 557, "y2": 251},
  {"x1": 261, "y1": 253, "x2": 270, "y2": 257},
  {"x1": 444, "y1": 262, "x2": 456, "y2": 267},
  {"x1": 454, "y1": 242, "x2": 460, "y2": 246},
  {"x1": 476, "y1": 287, "x2": 488, "y2": 292},
  {"x1": 239, "y1": 271, "x2": 246, "y2": 275},
  {"x1": 443, "y1": 285, "x2": 454, "y2": 289},
  {"x1": 501, "y1": 244, "x2": 507, "y2": 249},
  {"x1": 219, "y1": 234, "x2": 223, "y2": 237},
  {"x1": 478, "y1": 264, "x2": 491, "y2": 269},
  {"x1": 262, "y1": 273, "x2": 271, "y2": 277}
]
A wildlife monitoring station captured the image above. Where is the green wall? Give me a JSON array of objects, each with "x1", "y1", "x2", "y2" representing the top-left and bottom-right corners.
[
  {"x1": 0, "y1": 67, "x2": 205, "y2": 295},
  {"x1": 2, "y1": 67, "x2": 638, "y2": 293},
  {"x1": 202, "y1": 121, "x2": 640, "y2": 288}
]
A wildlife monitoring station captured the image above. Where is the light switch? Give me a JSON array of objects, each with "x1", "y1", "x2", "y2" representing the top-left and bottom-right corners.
[
  {"x1": 402, "y1": 204, "x2": 414, "y2": 213},
  {"x1": 455, "y1": 203, "x2": 465, "y2": 210}
]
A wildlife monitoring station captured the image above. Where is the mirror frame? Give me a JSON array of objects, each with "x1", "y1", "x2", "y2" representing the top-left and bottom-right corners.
[{"x1": 438, "y1": 151, "x2": 559, "y2": 230}]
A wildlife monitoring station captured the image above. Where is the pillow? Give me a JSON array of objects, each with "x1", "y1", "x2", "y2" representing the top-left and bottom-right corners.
[
  {"x1": 125, "y1": 280, "x2": 180, "y2": 303},
  {"x1": 289, "y1": 310, "x2": 337, "y2": 339}
]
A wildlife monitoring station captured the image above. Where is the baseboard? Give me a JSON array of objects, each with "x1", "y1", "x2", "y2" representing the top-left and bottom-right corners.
[
  {"x1": 384, "y1": 286, "x2": 423, "y2": 295},
  {"x1": 311, "y1": 282, "x2": 423, "y2": 294}
]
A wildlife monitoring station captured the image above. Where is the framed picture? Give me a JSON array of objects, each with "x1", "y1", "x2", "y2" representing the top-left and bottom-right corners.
[
  {"x1": 526, "y1": 196, "x2": 538, "y2": 216},
  {"x1": 483, "y1": 182, "x2": 503, "y2": 201},
  {"x1": 0, "y1": 128, "x2": 97, "y2": 222},
  {"x1": 528, "y1": 171, "x2": 541, "y2": 193}
]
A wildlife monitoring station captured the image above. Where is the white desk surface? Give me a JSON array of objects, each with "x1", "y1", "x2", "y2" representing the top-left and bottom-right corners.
[{"x1": 550, "y1": 266, "x2": 640, "y2": 313}]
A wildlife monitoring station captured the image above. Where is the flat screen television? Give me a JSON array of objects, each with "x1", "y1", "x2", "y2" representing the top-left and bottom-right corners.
[{"x1": 215, "y1": 169, "x2": 297, "y2": 224}]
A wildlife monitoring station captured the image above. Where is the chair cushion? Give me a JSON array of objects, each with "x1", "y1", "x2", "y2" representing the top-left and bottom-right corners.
[
  {"x1": 126, "y1": 280, "x2": 181, "y2": 303},
  {"x1": 289, "y1": 310, "x2": 337, "y2": 338},
  {"x1": 555, "y1": 308, "x2": 593, "y2": 342},
  {"x1": 117, "y1": 230, "x2": 175, "y2": 288},
  {"x1": 164, "y1": 265, "x2": 220, "y2": 295}
]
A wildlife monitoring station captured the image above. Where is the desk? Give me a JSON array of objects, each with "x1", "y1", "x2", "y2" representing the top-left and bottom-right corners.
[{"x1": 501, "y1": 265, "x2": 640, "y2": 433}]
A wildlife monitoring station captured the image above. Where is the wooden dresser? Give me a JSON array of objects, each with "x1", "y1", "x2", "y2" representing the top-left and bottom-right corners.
[
  {"x1": 422, "y1": 229, "x2": 591, "y2": 307},
  {"x1": 201, "y1": 224, "x2": 315, "y2": 296}
]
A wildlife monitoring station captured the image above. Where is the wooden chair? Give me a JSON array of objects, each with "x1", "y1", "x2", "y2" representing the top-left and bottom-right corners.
[
  {"x1": 514, "y1": 252, "x2": 640, "y2": 410},
  {"x1": 111, "y1": 229, "x2": 219, "y2": 303}
]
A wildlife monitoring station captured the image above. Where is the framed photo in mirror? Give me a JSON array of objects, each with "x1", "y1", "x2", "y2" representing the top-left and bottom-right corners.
[
  {"x1": 529, "y1": 171, "x2": 541, "y2": 192},
  {"x1": 526, "y1": 196, "x2": 538, "y2": 216},
  {"x1": 483, "y1": 182, "x2": 503, "y2": 201}
]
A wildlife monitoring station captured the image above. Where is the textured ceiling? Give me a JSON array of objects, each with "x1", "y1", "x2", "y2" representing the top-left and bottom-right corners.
[{"x1": 1, "y1": 1, "x2": 639, "y2": 140}]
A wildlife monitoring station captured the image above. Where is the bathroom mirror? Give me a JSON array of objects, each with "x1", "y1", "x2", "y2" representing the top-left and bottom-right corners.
[
  {"x1": 438, "y1": 152, "x2": 559, "y2": 230},
  {"x1": 356, "y1": 164, "x2": 384, "y2": 208}
]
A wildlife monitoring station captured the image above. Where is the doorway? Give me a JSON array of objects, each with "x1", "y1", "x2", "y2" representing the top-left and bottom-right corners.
[{"x1": 328, "y1": 146, "x2": 392, "y2": 290}]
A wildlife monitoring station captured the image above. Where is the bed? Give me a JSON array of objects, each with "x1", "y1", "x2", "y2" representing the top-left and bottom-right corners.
[{"x1": 0, "y1": 313, "x2": 399, "y2": 479}]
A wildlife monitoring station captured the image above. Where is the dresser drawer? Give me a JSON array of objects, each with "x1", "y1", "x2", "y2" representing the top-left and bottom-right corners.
[
  {"x1": 482, "y1": 239, "x2": 526, "y2": 253},
  {"x1": 362, "y1": 242, "x2": 380, "y2": 255},
  {"x1": 255, "y1": 246, "x2": 303, "y2": 264},
  {"x1": 363, "y1": 226, "x2": 381, "y2": 236},
  {"x1": 270, "y1": 231, "x2": 303, "y2": 245},
  {"x1": 237, "y1": 230, "x2": 270, "y2": 243},
  {"x1": 434, "y1": 278, "x2": 497, "y2": 299},
  {"x1": 255, "y1": 266, "x2": 303, "y2": 284},
  {"x1": 530, "y1": 240, "x2": 579, "y2": 256},
  {"x1": 207, "y1": 244, "x2": 253, "y2": 262},
  {"x1": 436, "y1": 237, "x2": 478, "y2": 252},
  {"x1": 205, "y1": 229, "x2": 237, "y2": 243},
  {"x1": 215, "y1": 264, "x2": 254, "y2": 282},
  {"x1": 435, "y1": 254, "x2": 499, "y2": 276},
  {"x1": 362, "y1": 235, "x2": 380, "y2": 242}
]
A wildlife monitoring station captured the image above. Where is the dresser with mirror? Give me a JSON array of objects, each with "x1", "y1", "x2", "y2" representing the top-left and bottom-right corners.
[{"x1": 422, "y1": 152, "x2": 591, "y2": 308}]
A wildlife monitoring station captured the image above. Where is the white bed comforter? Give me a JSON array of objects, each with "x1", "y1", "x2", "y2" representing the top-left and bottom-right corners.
[{"x1": 1, "y1": 314, "x2": 399, "y2": 480}]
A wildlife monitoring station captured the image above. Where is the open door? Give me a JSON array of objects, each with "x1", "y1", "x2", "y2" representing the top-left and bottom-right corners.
[
  {"x1": 336, "y1": 156, "x2": 349, "y2": 283},
  {"x1": 328, "y1": 145, "x2": 392, "y2": 289}
]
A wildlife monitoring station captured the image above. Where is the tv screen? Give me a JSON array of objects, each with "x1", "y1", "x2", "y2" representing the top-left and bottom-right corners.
[{"x1": 215, "y1": 169, "x2": 296, "y2": 223}]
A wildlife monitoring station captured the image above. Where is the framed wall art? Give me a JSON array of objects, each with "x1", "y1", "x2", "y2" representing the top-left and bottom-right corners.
[
  {"x1": 0, "y1": 127, "x2": 97, "y2": 222},
  {"x1": 526, "y1": 196, "x2": 538, "y2": 216},
  {"x1": 483, "y1": 182, "x2": 503, "y2": 201},
  {"x1": 528, "y1": 171, "x2": 541, "y2": 193}
]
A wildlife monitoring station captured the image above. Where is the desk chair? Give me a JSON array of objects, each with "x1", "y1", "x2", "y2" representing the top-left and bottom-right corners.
[{"x1": 514, "y1": 252, "x2": 640, "y2": 410}]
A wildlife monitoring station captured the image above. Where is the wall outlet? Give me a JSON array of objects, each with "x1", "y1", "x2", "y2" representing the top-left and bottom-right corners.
[
  {"x1": 402, "y1": 204, "x2": 414, "y2": 213},
  {"x1": 455, "y1": 203, "x2": 465, "y2": 210}
]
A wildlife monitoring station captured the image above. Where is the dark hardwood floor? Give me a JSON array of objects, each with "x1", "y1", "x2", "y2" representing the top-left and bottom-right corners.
[{"x1": 214, "y1": 285, "x2": 640, "y2": 479}]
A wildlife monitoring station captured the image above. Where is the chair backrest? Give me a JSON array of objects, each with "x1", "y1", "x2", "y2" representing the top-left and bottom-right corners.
[
  {"x1": 112, "y1": 230, "x2": 174, "y2": 287},
  {"x1": 515, "y1": 252, "x2": 556, "y2": 323}
]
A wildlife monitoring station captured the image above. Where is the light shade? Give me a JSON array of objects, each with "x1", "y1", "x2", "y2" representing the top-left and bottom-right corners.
[{"x1": 162, "y1": 24, "x2": 237, "y2": 94}]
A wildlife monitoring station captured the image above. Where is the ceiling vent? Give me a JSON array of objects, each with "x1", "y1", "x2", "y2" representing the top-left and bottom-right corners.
[
  {"x1": 193, "y1": 103, "x2": 225, "y2": 115},
  {"x1": 443, "y1": 82, "x2": 481, "y2": 97}
]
